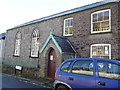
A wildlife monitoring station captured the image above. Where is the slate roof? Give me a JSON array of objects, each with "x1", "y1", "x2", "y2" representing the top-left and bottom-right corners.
[
  {"x1": 8, "y1": 0, "x2": 118, "y2": 30},
  {"x1": 40, "y1": 33, "x2": 76, "y2": 54},
  {"x1": 52, "y1": 34, "x2": 76, "y2": 54},
  {"x1": 0, "y1": 33, "x2": 6, "y2": 39}
]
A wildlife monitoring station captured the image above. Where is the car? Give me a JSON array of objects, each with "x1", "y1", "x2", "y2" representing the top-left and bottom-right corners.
[{"x1": 54, "y1": 58, "x2": 120, "y2": 90}]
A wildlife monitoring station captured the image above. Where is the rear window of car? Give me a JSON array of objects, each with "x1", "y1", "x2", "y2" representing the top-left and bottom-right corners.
[
  {"x1": 60, "y1": 61, "x2": 73, "y2": 72},
  {"x1": 71, "y1": 60, "x2": 94, "y2": 76},
  {"x1": 97, "y1": 61, "x2": 120, "y2": 80}
]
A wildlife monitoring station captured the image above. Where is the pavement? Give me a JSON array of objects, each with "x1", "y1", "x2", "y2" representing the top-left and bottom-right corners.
[{"x1": 3, "y1": 73, "x2": 54, "y2": 89}]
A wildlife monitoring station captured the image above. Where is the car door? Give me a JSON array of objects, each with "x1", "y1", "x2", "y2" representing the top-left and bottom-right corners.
[
  {"x1": 66, "y1": 60, "x2": 96, "y2": 88},
  {"x1": 56, "y1": 60, "x2": 73, "y2": 82},
  {"x1": 96, "y1": 60, "x2": 120, "y2": 88}
]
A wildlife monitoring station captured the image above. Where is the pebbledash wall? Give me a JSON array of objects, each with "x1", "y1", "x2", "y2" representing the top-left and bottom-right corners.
[{"x1": 3, "y1": 0, "x2": 120, "y2": 78}]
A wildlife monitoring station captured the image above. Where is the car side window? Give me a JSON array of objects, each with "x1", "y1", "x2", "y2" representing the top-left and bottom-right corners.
[
  {"x1": 71, "y1": 60, "x2": 94, "y2": 76},
  {"x1": 97, "y1": 61, "x2": 120, "y2": 80},
  {"x1": 60, "y1": 61, "x2": 73, "y2": 72}
]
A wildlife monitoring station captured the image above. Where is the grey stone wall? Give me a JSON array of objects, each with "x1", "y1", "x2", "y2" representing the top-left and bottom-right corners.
[{"x1": 64, "y1": 2, "x2": 120, "y2": 60}]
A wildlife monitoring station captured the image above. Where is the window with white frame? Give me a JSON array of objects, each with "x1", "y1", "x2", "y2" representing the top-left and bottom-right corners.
[
  {"x1": 63, "y1": 18, "x2": 73, "y2": 36},
  {"x1": 91, "y1": 44, "x2": 111, "y2": 59},
  {"x1": 14, "y1": 32, "x2": 21, "y2": 56},
  {"x1": 31, "y1": 30, "x2": 40, "y2": 57},
  {"x1": 91, "y1": 9, "x2": 111, "y2": 33}
]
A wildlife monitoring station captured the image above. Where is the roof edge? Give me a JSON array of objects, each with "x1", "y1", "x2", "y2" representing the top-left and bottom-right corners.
[{"x1": 39, "y1": 32, "x2": 62, "y2": 54}]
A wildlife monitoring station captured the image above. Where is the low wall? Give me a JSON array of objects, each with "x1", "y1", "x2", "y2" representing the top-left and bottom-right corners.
[{"x1": 2, "y1": 65, "x2": 40, "y2": 79}]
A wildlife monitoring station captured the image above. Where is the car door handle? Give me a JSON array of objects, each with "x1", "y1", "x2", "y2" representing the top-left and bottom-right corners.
[
  {"x1": 69, "y1": 77, "x2": 74, "y2": 81},
  {"x1": 98, "y1": 81, "x2": 106, "y2": 86}
]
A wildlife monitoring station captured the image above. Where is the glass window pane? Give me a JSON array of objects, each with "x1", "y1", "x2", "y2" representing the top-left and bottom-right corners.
[
  {"x1": 97, "y1": 61, "x2": 120, "y2": 80},
  {"x1": 104, "y1": 46, "x2": 109, "y2": 55},
  {"x1": 93, "y1": 23, "x2": 100, "y2": 31},
  {"x1": 68, "y1": 27, "x2": 73, "y2": 34},
  {"x1": 31, "y1": 30, "x2": 40, "y2": 57},
  {"x1": 92, "y1": 46, "x2": 97, "y2": 55},
  {"x1": 60, "y1": 61, "x2": 73, "y2": 72},
  {"x1": 65, "y1": 20, "x2": 68, "y2": 26},
  {"x1": 104, "y1": 11, "x2": 109, "y2": 20},
  {"x1": 91, "y1": 45, "x2": 110, "y2": 59},
  {"x1": 72, "y1": 60, "x2": 93, "y2": 76},
  {"x1": 64, "y1": 18, "x2": 73, "y2": 35},
  {"x1": 98, "y1": 12, "x2": 103, "y2": 21},
  {"x1": 98, "y1": 46, "x2": 104, "y2": 55},
  {"x1": 93, "y1": 14, "x2": 97, "y2": 22},
  {"x1": 101, "y1": 21, "x2": 109, "y2": 31}
]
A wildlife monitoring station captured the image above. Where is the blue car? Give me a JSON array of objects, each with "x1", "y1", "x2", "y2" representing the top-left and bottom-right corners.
[{"x1": 54, "y1": 58, "x2": 120, "y2": 90}]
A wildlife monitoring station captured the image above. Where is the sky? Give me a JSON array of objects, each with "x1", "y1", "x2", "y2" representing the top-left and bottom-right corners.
[{"x1": 0, "y1": 0, "x2": 102, "y2": 34}]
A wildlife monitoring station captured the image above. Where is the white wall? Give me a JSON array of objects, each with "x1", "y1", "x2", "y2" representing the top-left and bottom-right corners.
[{"x1": 0, "y1": 39, "x2": 5, "y2": 62}]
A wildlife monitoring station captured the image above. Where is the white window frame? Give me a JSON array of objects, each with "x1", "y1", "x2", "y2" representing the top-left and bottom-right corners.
[
  {"x1": 90, "y1": 44, "x2": 111, "y2": 59},
  {"x1": 14, "y1": 32, "x2": 21, "y2": 56},
  {"x1": 31, "y1": 30, "x2": 40, "y2": 57},
  {"x1": 91, "y1": 9, "x2": 111, "y2": 34},
  {"x1": 63, "y1": 18, "x2": 73, "y2": 36}
]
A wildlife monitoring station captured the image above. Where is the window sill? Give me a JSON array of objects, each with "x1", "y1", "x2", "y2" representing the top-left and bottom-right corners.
[
  {"x1": 29, "y1": 56, "x2": 39, "y2": 58},
  {"x1": 91, "y1": 30, "x2": 111, "y2": 34},
  {"x1": 13, "y1": 54, "x2": 20, "y2": 57},
  {"x1": 63, "y1": 34, "x2": 73, "y2": 37}
]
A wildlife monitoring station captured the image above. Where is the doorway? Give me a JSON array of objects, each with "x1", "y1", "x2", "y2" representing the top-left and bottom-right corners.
[{"x1": 48, "y1": 48, "x2": 56, "y2": 79}]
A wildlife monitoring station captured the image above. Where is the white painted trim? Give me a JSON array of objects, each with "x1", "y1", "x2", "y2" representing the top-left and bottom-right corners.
[
  {"x1": 63, "y1": 17, "x2": 73, "y2": 36},
  {"x1": 90, "y1": 44, "x2": 111, "y2": 59},
  {"x1": 91, "y1": 9, "x2": 111, "y2": 34}
]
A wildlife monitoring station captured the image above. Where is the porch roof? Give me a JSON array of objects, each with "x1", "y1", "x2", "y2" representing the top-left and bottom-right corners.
[{"x1": 40, "y1": 33, "x2": 76, "y2": 54}]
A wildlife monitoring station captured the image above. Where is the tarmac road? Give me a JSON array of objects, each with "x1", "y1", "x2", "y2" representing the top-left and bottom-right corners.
[{"x1": 1, "y1": 73, "x2": 52, "y2": 90}]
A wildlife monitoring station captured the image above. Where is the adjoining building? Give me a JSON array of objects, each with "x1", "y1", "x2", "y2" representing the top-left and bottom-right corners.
[
  {"x1": 3, "y1": 0, "x2": 120, "y2": 79},
  {"x1": 0, "y1": 33, "x2": 6, "y2": 61},
  {"x1": 0, "y1": 33, "x2": 6, "y2": 72}
]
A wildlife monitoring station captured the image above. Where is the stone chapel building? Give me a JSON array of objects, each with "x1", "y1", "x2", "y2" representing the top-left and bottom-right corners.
[{"x1": 3, "y1": 0, "x2": 120, "y2": 79}]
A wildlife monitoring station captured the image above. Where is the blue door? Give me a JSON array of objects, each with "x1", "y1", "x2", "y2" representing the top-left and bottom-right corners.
[
  {"x1": 66, "y1": 60, "x2": 96, "y2": 88},
  {"x1": 95, "y1": 60, "x2": 120, "y2": 88}
]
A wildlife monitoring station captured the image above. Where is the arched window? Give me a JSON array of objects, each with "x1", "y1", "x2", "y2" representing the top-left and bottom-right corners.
[
  {"x1": 31, "y1": 30, "x2": 40, "y2": 57},
  {"x1": 14, "y1": 32, "x2": 21, "y2": 56}
]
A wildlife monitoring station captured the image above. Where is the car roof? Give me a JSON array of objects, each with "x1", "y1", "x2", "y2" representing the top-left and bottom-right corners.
[{"x1": 64, "y1": 58, "x2": 120, "y2": 65}]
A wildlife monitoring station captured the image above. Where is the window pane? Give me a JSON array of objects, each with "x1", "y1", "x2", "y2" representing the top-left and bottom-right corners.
[
  {"x1": 60, "y1": 61, "x2": 73, "y2": 72},
  {"x1": 98, "y1": 12, "x2": 103, "y2": 21},
  {"x1": 98, "y1": 46, "x2": 104, "y2": 55},
  {"x1": 64, "y1": 18, "x2": 73, "y2": 35},
  {"x1": 91, "y1": 44, "x2": 110, "y2": 59},
  {"x1": 68, "y1": 27, "x2": 73, "y2": 34},
  {"x1": 72, "y1": 60, "x2": 93, "y2": 76},
  {"x1": 104, "y1": 11, "x2": 109, "y2": 20},
  {"x1": 92, "y1": 46, "x2": 97, "y2": 55},
  {"x1": 104, "y1": 46, "x2": 109, "y2": 55},
  {"x1": 93, "y1": 14, "x2": 97, "y2": 22},
  {"x1": 65, "y1": 28, "x2": 68, "y2": 35},
  {"x1": 93, "y1": 23, "x2": 100, "y2": 31},
  {"x1": 31, "y1": 30, "x2": 40, "y2": 57},
  {"x1": 65, "y1": 20, "x2": 68, "y2": 26},
  {"x1": 92, "y1": 10, "x2": 110, "y2": 33},
  {"x1": 97, "y1": 61, "x2": 120, "y2": 80},
  {"x1": 101, "y1": 21, "x2": 109, "y2": 31}
]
